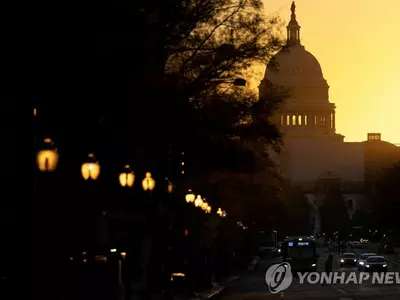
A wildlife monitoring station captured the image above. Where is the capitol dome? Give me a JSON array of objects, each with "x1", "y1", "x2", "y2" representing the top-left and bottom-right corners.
[
  {"x1": 262, "y1": 1, "x2": 327, "y2": 87},
  {"x1": 259, "y1": 2, "x2": 339, "y2": 141},
  {"x1": 266, "y1": 45, "x2": 325, "y2": 85}
]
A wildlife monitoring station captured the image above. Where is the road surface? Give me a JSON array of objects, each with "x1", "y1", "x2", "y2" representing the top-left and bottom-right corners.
[{"x1": 221, "y1": 246, "x2": 400, "y2": 300}]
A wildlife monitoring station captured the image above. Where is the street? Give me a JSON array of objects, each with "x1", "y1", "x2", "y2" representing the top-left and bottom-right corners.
[{"x1": 221, "y1": 246, "x2": 400, "y2": 300}]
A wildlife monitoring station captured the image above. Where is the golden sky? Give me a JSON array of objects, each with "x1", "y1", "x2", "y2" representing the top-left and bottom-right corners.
[{"x1": 260, "y1": 0, "x2": 400, "y2": 144}]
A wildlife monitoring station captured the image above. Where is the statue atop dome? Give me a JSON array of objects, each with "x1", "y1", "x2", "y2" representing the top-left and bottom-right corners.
[{"x1": 287, "y1": 1, "x2": 300, "y2": 45}]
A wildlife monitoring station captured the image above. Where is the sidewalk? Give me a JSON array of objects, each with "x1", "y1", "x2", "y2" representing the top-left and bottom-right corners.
[
  {"x1": 164, "y1": 275, "x2": 242, "y2": 300},
  {"x1": 125, "y1": 256, "x2": 259, "y2": 300},
  {"x1": 190, "y1": 257, "x2": 259, "y2": 299},
  {"x1": 248, "y1": 256, "x2": 260, "y2": 271}
]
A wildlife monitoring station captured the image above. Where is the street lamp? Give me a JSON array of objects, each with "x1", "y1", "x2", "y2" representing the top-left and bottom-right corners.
[
  {"x1": 209, "y1": 77, "x2": 247, "y2": 86},
  {"x1": 81, "y1": 153, "x2": 101, "y2": 180},
  {"x1": 217, "y1": 208, "x2": 223, "y2": 216},
  {"x1": 194, "y1": 195, "x2": 203, "y2": 207},
  {"x1": 201, "y1": 201, "x2": 208, "y2": 211},
  {"x1": 167, "y1": 181, "x2": 173, "y2": 193},
  {"x1": 222, "y1": 210, "x2": 227, "y2": 217},
  {"x1": 206, "y1": 205, "x2": 211, "y2": 214},
  {"x1": 272, "y1": 230, "x2": 278, "y2": 249},
  {"x1": 142, "y1": 172, "x2": 155, "y2": 191},
  {"x1": 185, "y1": 189, "x2": 195, "y2": 203},
  {"x1": 119, "y1": 165, "x2": 135, "y2": 187},
  {"x1": 36, "y1": 138, "x2": 59, "y2": 172}
]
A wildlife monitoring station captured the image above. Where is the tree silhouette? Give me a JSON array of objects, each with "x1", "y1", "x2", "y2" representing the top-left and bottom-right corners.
[
  {"x1": 38, "y1": 0, "x2": 289, "y2": 201},
  {"x1": 95, "y1": 0, "x2": 287, "y2": 174},
  {"x1": 34, "y1": 1, "x2": 291, "y2": 262}
]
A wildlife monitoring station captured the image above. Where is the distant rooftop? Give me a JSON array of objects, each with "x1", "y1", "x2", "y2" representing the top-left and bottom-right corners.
[
  {"x1": 367, "y1": 133, "x2": 381, "y2": 141},
  {"x1": 366, "y1": 133, "x2": 399, "y2": 147}
]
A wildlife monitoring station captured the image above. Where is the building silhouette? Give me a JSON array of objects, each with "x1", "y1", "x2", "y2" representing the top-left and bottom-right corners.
[{"x1": 259, "y1": 2, "x2": 400, "y2": 234}]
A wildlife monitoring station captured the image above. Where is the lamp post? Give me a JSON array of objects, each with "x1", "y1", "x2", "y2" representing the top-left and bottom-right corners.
[
  {"x1": 81, "y1": 153, "x2": 102, "y2": 248},
  {"x1": 35, "y1": 137, "x2": 61, "y2": 297},
  {"x1": 185, "y1": 189, "x2": 195, "y2": 203},
  {"x1": 142, "y1": 172, "x2": 155, "y2": 191},
  {"x1": 272, "y1": 230, "x2": 278, "y2": 249},
  {"x1": 167, "y1": 181, "x2": 174, "y2": 194},
  {"x1": 201, "y1": 201, "x2": 209, "y2": 211},
  {"x1": 81, "y1": 153, "x2": 101, "y2": 180},
  {"x1": 194, "y1": 195, "x2": 203, "y2": 208},
  {"x1": 209, "y1": 77, "x2": 247, "y2": 86},
  {"x1": 119, "y1": 165, "x2": 135, "y2": 187},
  {"x1": 36, "y1": 138, "x2": 59, "y2": 172}
]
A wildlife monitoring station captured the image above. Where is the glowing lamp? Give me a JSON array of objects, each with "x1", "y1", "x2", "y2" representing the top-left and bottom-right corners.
[
  {"x1": 217, "y1": 208, "x2": 222, "y2": 216},
  {"x1": 142, "y1": 172, "x2": 155, "y2": 191},
  {"x1": 194, "y1": 195, "x2": 203, "y2": 207},
  {"x1": 185, "y1": 189, "x2": 195, "y2": 203},
  {"x1": 206, "y1": 206, "x2": 211, "y2": 213},
  {"x1": 81, "y1": 153, "x2": 100, "y2": 180},
  {"x1": 201, "y1": 202, "x2": 208, "y2": 211},
  {"x1": 168, "y1": 181, "x2": 173, "y2": 193},
  {"x1": 37, "y1": 138, "x2": 59, "y2": 172},
  {"x1": 119, "y1": 165, "x2": 135, "y2": 187},
  {"x1": 222, "y1": 210, "x2": 227, "y2": 217}
]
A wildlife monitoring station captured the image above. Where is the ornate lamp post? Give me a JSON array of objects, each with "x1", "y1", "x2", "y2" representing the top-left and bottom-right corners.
[
  {"x1": 36, "y1": 138, "x2": 59, "y2": 172},
  {"x1": 119, "y1": 165, "x2": 135, "y2": 187},
  {"x1": 185, "y1": 189, "x2": 195, "y2": 203},
  {"x1": 81, "y1": 153, "x2": 101, "y2": 180},
  {"x1": 142, "y1": 172, "x2": 155, "y2": 191},
  {"x1": 194, "y1": 195, "x2": 203, "y2": 208},
  {"x1": 201, "y1": 201, "x2": 208, "y2": 211}
]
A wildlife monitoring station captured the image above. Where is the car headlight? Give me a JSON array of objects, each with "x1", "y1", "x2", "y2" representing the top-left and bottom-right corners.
[
  {"x1": 383, "y1": 264, "x2": 387, "y2": 267},
  {"x1": 340, "y1": 259, "x2": 344, "y2": 263},
  {"x1": 366, "y1": 265, "x2": 370, "y2": 268},
  {"x1": 359, "y1": 261, "x2": 364, "y2": 265},
  {"x1": 311, "y1": 263, "x2": 316, "y2": 267},
  {"x1": 278, "y1": 249, "x2": 281, "y2": 252},
  {"x1": 354, "y1": 259, "x2": 357, "y2": 262}
]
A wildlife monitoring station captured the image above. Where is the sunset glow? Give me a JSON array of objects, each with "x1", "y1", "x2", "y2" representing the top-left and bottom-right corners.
[{"x1": 262, "y1": 0, "x2": 400, "y2": 144}]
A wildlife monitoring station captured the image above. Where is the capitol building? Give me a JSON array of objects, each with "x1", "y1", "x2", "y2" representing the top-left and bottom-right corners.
[{"x1": 259, "y1": 2, "x2": 400, "y2": 234}]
